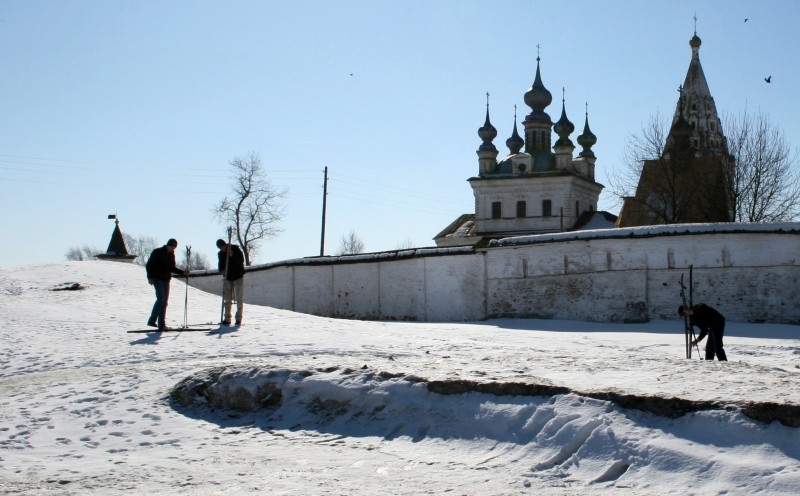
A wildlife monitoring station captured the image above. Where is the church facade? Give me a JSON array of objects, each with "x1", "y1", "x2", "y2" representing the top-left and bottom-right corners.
[{"x1": 435, "y1": 56, "x2": 612, "y2": 248}]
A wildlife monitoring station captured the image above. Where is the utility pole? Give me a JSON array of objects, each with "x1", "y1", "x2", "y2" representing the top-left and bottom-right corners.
[{"x1": 320, "y1": 166, "x2": 328, "y2": 256}]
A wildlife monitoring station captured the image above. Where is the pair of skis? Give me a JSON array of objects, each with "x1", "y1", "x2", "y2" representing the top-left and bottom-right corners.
[
  {"x1": 127, "y1": 325, "x2": 213, "y2": 334},
  {"x1": 679, "y1": 265, "x2": 700, "y2": 359},
  {"x1": 127, "y1": 323, "x2": 236, "y2": 334}
]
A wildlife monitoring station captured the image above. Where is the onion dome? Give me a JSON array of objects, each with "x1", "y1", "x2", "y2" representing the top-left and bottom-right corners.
[
  {"x1": 553, "y1": 91, "x2": 575, "y2": 147},
  {"x1": 477, "y1": 98, "x2": 497, "y2": 151},
  {"x1": 577, "y1": 104, "x2": 597, "y2": 158},
  {"x1": 690, "y1": 33, "x2": 701, "y2": 49},
  {"x1": 505, "y1": 106, "x2": 524, "y2": 154},
  {"x1": 523, "y1": 56, "x2": 552, "y2": 122}
]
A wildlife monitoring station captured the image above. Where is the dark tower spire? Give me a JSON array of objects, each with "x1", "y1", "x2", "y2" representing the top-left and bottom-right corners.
[
  {"x1": 96, "y1": 215, "x2": 136, "y2": 263},
  {"x1": 665, "y1": 22, "x2": 728, "y2": 156}
]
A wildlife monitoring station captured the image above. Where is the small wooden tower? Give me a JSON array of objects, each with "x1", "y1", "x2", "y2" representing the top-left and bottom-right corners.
[{"x1": 96, "y1": 215, "x2": 137, "y2": 263}]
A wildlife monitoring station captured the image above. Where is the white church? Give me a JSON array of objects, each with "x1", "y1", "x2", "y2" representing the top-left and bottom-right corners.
[{"x1": 435, "y1": 55, "x2": 616, "y2": 247}]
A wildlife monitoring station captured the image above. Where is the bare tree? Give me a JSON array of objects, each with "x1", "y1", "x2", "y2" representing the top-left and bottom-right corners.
[
  {"x1": 213, "y1": 152, "x2": 287, "y2": 265},
  {"x1": 122, "y1": 234, "x2": 160, "y2": 266},
  {"x1": 609, "y1": 112, "x2": 714, "y2": 224},
  {"x1": 65, "y1": 245, "x2": 102, "y2": 261},
  {"x1": 336, "y1": 230, "x2": 365, "y2": 255},
  {"x1": 181, "y1": 248, "x2": 210, "y2": 271},
  {"x1": 611, "y1": 109, "x2": 798, "y2": 225},
  {"x1": 724, "y1": 109, "x2": 800, "y2": 222},
  {"x1": 608, "y1": 112, "x2": 675, "y2": 222},
  {"x1": 395, "y1": 238, "x2": 416, "y2": 250}
]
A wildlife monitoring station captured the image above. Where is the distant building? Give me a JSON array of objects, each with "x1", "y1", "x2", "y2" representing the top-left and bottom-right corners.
[
  {"x1": 616, "y1": 32, "x2": 733, "y2": 227},
  {"x1": 435, "y1": 55, "x2": 614, "y2": 248},
  {"x1": 96, "y1": 216, "x2": 137, "y2": 263}
]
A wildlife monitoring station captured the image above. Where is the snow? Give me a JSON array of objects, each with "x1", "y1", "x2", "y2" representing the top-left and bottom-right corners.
[
  {"x1": 492, "y1": 221, "x2": 800, "y2": 247},
  {"x1": 1, "y1": 260, "x2": 799, "y2": 495}
]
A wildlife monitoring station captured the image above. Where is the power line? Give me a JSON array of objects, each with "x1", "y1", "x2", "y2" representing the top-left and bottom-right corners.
[
  {"x1": 328, "y1": 191, "x2": 462, "y2": 217},
  {"x1": 333, "y1": 172, "x2": 467, "y2": 204}
]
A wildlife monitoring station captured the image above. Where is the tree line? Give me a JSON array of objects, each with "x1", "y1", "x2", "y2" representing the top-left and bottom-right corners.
[{"x1": 66, "y1": 234, "x2": 211, "y2": 270}]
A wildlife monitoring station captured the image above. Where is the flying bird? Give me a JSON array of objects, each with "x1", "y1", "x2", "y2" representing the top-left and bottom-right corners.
[
  {"x1": 744, "y1": 18, "x2": 748, "y2": 22},
  {"x1": 765, "y1": 75, "x2": 772, "y2": 83}
]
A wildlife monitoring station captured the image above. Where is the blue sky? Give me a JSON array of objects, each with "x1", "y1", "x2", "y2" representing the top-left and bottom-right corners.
[{"x1": 2, "y1": 0, "x2": 797, "y2": 267}]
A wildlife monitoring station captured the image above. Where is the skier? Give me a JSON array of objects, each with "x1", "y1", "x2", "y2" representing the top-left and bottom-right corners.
[
  {"x1": 145, "y1": 239, "x2": 189, "y2": 330},
  {"x1": 216, "y1": 238, "x2": 246, "y2": 326},
  {"x1": 678, "y1": 304, "x2": 728, "y2": 361}
]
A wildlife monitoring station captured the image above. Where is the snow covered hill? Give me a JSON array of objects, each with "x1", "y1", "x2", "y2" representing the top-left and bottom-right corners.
[{"x1": 1, "y1": 261, "x2": 799, "y2": 494}]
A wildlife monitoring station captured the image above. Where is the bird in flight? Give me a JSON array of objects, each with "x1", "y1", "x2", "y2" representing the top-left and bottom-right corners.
[
  {"x1": 744, "y1": 18, "x2": 748, "y2": 22},
  {"x1": 765, "y1": 75, "x2": 772, "y2": 83}
]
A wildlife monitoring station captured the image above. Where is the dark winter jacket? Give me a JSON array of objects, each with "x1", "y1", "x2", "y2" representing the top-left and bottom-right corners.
[
  {"x1": 145, "y1": 246, "x2": 184, "y2": 282},
  {"x1": 688, "y1": 303, "x2": 725, "y2": 341},
  {"x1": 218, "y1": 244, "x2": 245, "y2": 281}
]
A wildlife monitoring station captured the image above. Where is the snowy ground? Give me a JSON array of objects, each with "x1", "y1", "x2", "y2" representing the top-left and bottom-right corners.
[{"x1": 1, "y1": 261, "x2": 799, "y2": 495}]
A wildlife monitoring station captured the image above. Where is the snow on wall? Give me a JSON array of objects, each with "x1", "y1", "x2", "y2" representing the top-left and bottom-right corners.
[{"x1": 188, "y1": 224, "x2": 800, "y2": 324}]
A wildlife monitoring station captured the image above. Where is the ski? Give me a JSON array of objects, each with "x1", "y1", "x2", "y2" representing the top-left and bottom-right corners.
[{"x1": 127, "y1": 327, "x2": 214, "y2": 334}]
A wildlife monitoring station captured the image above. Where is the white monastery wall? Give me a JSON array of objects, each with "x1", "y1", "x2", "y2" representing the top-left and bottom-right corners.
[{"x1": 189, "y1": 224, "x2": 800, "y2": 324}]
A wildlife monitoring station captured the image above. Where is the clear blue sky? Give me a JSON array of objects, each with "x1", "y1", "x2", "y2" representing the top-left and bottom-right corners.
[{"x1": 2, "y1": 0, "x2": 797, "y2": 267}]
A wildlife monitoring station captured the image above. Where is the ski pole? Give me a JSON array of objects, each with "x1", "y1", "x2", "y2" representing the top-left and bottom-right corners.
[
  {"x1": 688, "y1": 265, "x2": 697, "y2": 358},
  {"x1": 183, "y1": 245, "x2": 191, "y2": 329},
  {"x1": 687, "y1": 323, "x2": 701, "y2": 358},
  {"x1": 691, "y1": 327, "x2": 701, "y2": 357}
]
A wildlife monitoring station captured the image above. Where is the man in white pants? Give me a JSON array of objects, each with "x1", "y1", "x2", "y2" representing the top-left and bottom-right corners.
[{"x1": 216, "y1": 238, "x2": 245, "y2": 326}]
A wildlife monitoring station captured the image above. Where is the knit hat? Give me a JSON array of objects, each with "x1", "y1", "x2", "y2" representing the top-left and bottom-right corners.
[
  {"x1": 167, "y1": 238, "x2": 178, "y2": 247},
  {"x1": 216, "y1": 239, "x2": 226, "y2": 248}
]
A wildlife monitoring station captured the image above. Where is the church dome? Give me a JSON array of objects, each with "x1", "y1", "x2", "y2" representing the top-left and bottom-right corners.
[
  {"x1": 477, "y1": 107, "x2": 498, "y2": 151},
  {"x1": 577, "y1": 108, "x2": 597, "y2": 157},
  {"x1": 553, "y1": 98, "x2": 575, "y2": 147},
  {"x1": 523, "y1": 57, "x2": 552, "y2": 121},
  {"x1": 506, "y1": 116, "x2": 525, "y2": 154}
]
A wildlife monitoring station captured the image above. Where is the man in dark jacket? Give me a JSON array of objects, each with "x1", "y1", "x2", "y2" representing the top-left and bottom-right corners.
[
  {"x1": 145, "y1": 238, "x2": 189, "y2": 330},
  {"x1": 217, "y1": 238, "x2": 246, "y2": 325},
  {"x1": 679, "y1": 304, "x2": 728, "y2": 361}
]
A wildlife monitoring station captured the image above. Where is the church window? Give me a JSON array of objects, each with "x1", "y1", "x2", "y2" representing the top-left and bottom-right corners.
[
  {"x1": 516, "y1": 201, "x2": 526, "y2": 218},
  {"x1": 542, "y1": 200, "x2": 552, "y2": 217},
  {"x1": 491, "y1": 202, "x2": 502, "y2": 219}
]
